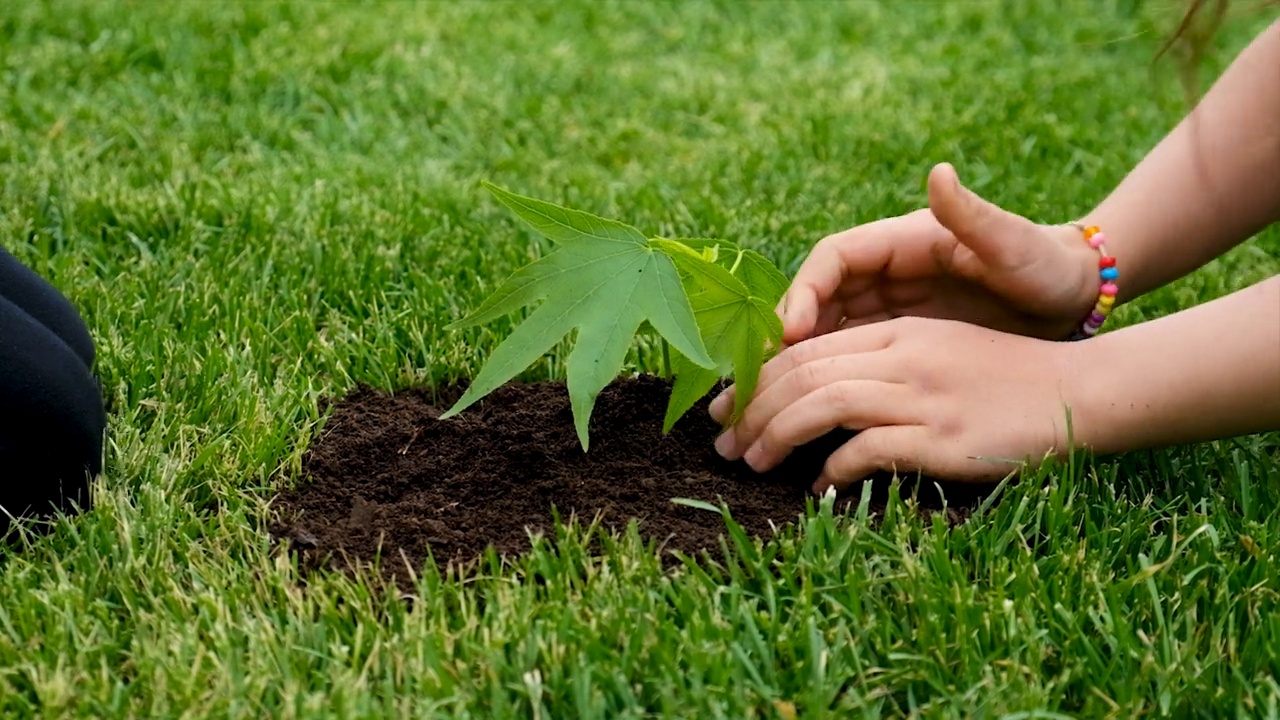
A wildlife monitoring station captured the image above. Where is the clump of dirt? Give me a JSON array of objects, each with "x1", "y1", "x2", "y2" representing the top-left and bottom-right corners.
[{"x1": 271, "y1": 374, "x2": 991, "y2": 579}]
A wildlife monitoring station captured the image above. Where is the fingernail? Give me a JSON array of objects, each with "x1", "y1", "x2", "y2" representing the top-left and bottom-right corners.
[
  {"x1": 708, "y1": 392, "x2": 731, "y2": 423},
  {"x1": 714, "y1": 431, "x2": 741, "y2": 460},
  {"x1": 743, "y1": 443, "x2": 764, "y2": 472}
]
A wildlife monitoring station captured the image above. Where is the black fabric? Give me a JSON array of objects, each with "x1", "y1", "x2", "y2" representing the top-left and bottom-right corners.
[{"x1": 0, "y1": 245, "x2": 105, "y2": 531}]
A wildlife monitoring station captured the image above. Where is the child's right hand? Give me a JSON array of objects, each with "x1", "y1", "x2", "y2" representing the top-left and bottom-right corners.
[{"x1": 778, "y1": 163, "x2": 1101, "y2": 345}]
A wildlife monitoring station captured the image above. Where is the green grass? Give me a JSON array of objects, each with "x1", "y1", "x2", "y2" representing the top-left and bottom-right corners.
[{"x1": 1, "y1": 0, "x2": 1278, "y2": 717}]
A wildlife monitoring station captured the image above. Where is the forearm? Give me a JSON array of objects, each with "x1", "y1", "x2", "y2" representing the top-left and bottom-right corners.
[
  {"x1": 1069, "y1": 276, "x2": 1280, "y2": 455},
  {"x1": 1079, "y1": 20, "x2": 1280, "y2": 303}
]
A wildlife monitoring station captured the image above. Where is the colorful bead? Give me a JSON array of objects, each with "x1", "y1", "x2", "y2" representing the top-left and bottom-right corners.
[{"x1": 1067, "y1": 222, "x2": 1118, "y2": 341}]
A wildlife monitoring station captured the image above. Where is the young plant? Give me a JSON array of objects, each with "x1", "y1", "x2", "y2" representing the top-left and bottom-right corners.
[
  {"x1": 651, "y1": 237, "x2": 788, "y2": 433},
  {"x1": 441, "y1": 183, "x2": 789, "y2": 450}
]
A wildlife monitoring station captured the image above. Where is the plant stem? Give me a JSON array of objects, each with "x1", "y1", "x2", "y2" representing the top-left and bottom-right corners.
[
  {"x1": 729, "y1": 249, "x2": 744, "y2": 275},
  {"x1": 662, "y1": 338, "x2": 672, "y2": 379}
]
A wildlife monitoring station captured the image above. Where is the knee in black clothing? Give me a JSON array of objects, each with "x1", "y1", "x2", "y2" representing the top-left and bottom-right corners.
[
  {"x1": 0, "y1": 295, "x2": 106, "y2": 530},
  {"x1": 0, "y1": 245, "x2": 96, "y2": 371}
]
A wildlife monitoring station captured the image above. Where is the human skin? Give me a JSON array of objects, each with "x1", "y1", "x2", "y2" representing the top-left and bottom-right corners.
[
  {"x1": 714, "y1": 19, "x2": 1280, "y2": 491},
  {"x1": 711, "y1": 276, "x2": 1279, "y2": 493},
  {"x1": 1076, "y1": 20, "x2": 1280, "y2": 304}
]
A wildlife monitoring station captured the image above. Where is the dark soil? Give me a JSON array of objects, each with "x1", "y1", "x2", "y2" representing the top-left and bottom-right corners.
[{"x1": 271, "y1": 374, "x2": 992, "y2": 579}]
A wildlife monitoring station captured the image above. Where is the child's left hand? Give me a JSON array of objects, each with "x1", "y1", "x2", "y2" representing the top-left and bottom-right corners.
[{"x1": 708, "y1": 317, "x2": 1084, "y2": 493}]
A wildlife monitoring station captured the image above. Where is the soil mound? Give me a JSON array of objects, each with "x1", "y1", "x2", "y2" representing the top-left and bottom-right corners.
[{"x1": 272, "y1": 375, "x2": 990, "y2": 578}]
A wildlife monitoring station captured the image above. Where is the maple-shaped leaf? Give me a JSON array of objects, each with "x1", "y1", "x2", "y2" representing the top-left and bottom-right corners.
[
  {"x1": 664, "y1": 237, "x2": 789, "y2": 301},
  {"x1": 732, "y1": 248, "x2": 789, "y2": 304},
  {"x1": 651, "y1": 239, "x2": 788, "y2": 432},
  {"x1": 440, "y1": 183, "x2": 716, "y2": 451}
]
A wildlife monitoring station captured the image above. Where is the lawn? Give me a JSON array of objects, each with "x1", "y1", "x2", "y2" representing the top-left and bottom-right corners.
[{"x1": 1, "y1": 0, "x2": 1279, "y2": 717}]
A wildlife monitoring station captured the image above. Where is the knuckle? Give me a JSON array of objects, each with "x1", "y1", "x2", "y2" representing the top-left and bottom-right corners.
[
  {"x1": 852, "y1": 431, "x2": 914, "y2": 476},
  {"x1": 824, "y1": 444, "x2": 867, "y2": 483},
  {"x1": 852, "y1": 432, "x2": 887, "y2": 466},
  {"x1": 796, "y1": 234, "x2": 841, "y2": 273},
  {"x1": 815, "y1": 229, "x2": 847, "y2": 249},
  {"x1": 778, "y1": 342, "x2": 816, "y2": 375},
  {"x1": 789, "y1": 340, "x2": 818, "y2": 366},
  {"x1": 931, "y1": 401, "x2": 964, "y2": 438},
  {"x1": 901, "y1": 351, "x2": 932, "y2": 384},
  {"x1": 738, "y1": 400, "x2": 773, "y2": 440},
  {"x1": 758, "y1": 419, "x2": 786, "y2": 454},
  {"x1": 792, "y1": 360, "x2": 825, "y2": 395},
  {"x1": 736, "y1": 404, "x2": 763, "y2": 439},
  {"x1": 919, "y1": 355, "x2": 953, "y2": 393},
  {"x1": 823, "y1": 379, "x2": 858, "y2": 412}
]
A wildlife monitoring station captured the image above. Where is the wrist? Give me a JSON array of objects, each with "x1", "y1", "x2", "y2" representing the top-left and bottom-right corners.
[
  {"x1": 1044, "y1": 222, "x2": 1121, "y2": 341},
  {"x1": 1074, "y1": 209, "x2": 1144, "y2": 305},
  {"x1": 1050, "y1": 223, "x2": 1108, "y2": 338},
  {"x1": 1061, "y1": 277, "x2": 1280, "y2": 457},
  {"x1": 1061, "y1": 331, "x2": 1129, "y2": 456}
]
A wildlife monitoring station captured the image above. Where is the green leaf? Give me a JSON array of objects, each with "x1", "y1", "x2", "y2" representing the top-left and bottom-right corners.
[
  {"x1": 441, "y1": 184, "x2": 716, "y2": 451},
  {"x1": 734, "y1": 249, "x2": 789, "y2": 306},
  {"x1": 659, "y1": 237, "x2": 739, "y2": 271},
  {"x1": 652, "y1": 239, "x2": 785, "y2": 433},
  {"x1": 660, "y1": 238, "x2": 788, "y2": 305},
  {"x1": 669, "y1": 497, "x2": 722, "y2": 513}
]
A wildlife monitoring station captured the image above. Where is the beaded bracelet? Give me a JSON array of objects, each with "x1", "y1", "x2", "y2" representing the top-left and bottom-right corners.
[{"x1": 1066, "y1": 222, "x2": 1118, "y2": 341}]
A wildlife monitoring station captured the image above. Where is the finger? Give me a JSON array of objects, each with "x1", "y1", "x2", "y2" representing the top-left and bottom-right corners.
[
  {"x1": 777, "y1": 290, "x2": 849, "y2": 340},
  {"x1": 710, "y1": 323, "x2": 896, "y2": 425},
  {"x1": 780, "y1": 214, "x2": 930, "y2": 345},
  {"x1": 755, "y1": 323, "x2": 896, "y2": 401},
  {"x1": 709, "y1": 384, "x2": 735, "y2": 424},
  {"x1": 740, "y1": 379, "x2": 917, "y2": 473},
  {"x1": 811, "y1": 300, "x2": 849, "y2": 339},
  {"x1": 778, "y1": 235, "x2": 861, "y2": 346},
  {"x1": 827, "y1": 279, "x2": 934, "y2": 328},
  {"x1": 812, "y1": 426, "x2": 931, "y2": 494},
  {"x1": 926, "y1": 162, "x2": 1034, "y2": 272},
  {"x1": 718, "y1": 348, "x2": 901, "y2": 460}
]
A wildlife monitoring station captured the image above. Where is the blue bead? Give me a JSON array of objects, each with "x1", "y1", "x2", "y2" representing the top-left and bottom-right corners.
[{"x1": 1100, "y1": 267, "x2": 1119, "y2": 281}]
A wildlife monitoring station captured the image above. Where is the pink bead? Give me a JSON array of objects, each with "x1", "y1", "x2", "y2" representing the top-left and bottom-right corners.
[
  {"x1": 1088, "y1": 232, "x2": 1107, "y2": 249},
  {"x1": 1100, "y1": 282, "x2": 1118, "y2": 296}
]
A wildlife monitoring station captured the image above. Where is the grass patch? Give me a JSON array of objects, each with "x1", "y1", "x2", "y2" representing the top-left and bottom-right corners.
[{"x1": 0, "y1": 0, "x2": 1278, "y2": 716}]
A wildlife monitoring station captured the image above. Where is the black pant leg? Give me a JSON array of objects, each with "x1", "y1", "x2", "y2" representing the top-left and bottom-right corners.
[
  {"x1": 0, "y1": 245, "x2": 95, "y2": 370},
  {"x1": 0, "y1": 292, "x2": 106, "y2": 529}
]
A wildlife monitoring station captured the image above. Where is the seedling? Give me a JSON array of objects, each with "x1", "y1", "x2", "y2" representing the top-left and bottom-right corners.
[{"x1": 440, "y1": 183, "x2": 789, "y2": 450}]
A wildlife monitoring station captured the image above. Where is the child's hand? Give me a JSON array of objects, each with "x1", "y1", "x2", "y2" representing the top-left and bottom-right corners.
[
  {"x1": 709, "y1": 317, "x2": 1082, "y2": 492},
  {"x1": 779, "y1": 163, "x2": 1100, "y2": 345}
]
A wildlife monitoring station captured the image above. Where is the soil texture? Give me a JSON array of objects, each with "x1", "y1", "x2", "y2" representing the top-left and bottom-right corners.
[{"x1": 272, "y1": 375, "x2": 992, "y2": 578}]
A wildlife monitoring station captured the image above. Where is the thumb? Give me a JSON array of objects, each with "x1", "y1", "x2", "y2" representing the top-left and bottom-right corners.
[{"x1": 927, "y1": 162, "x2": 1030, "y2": 268}]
